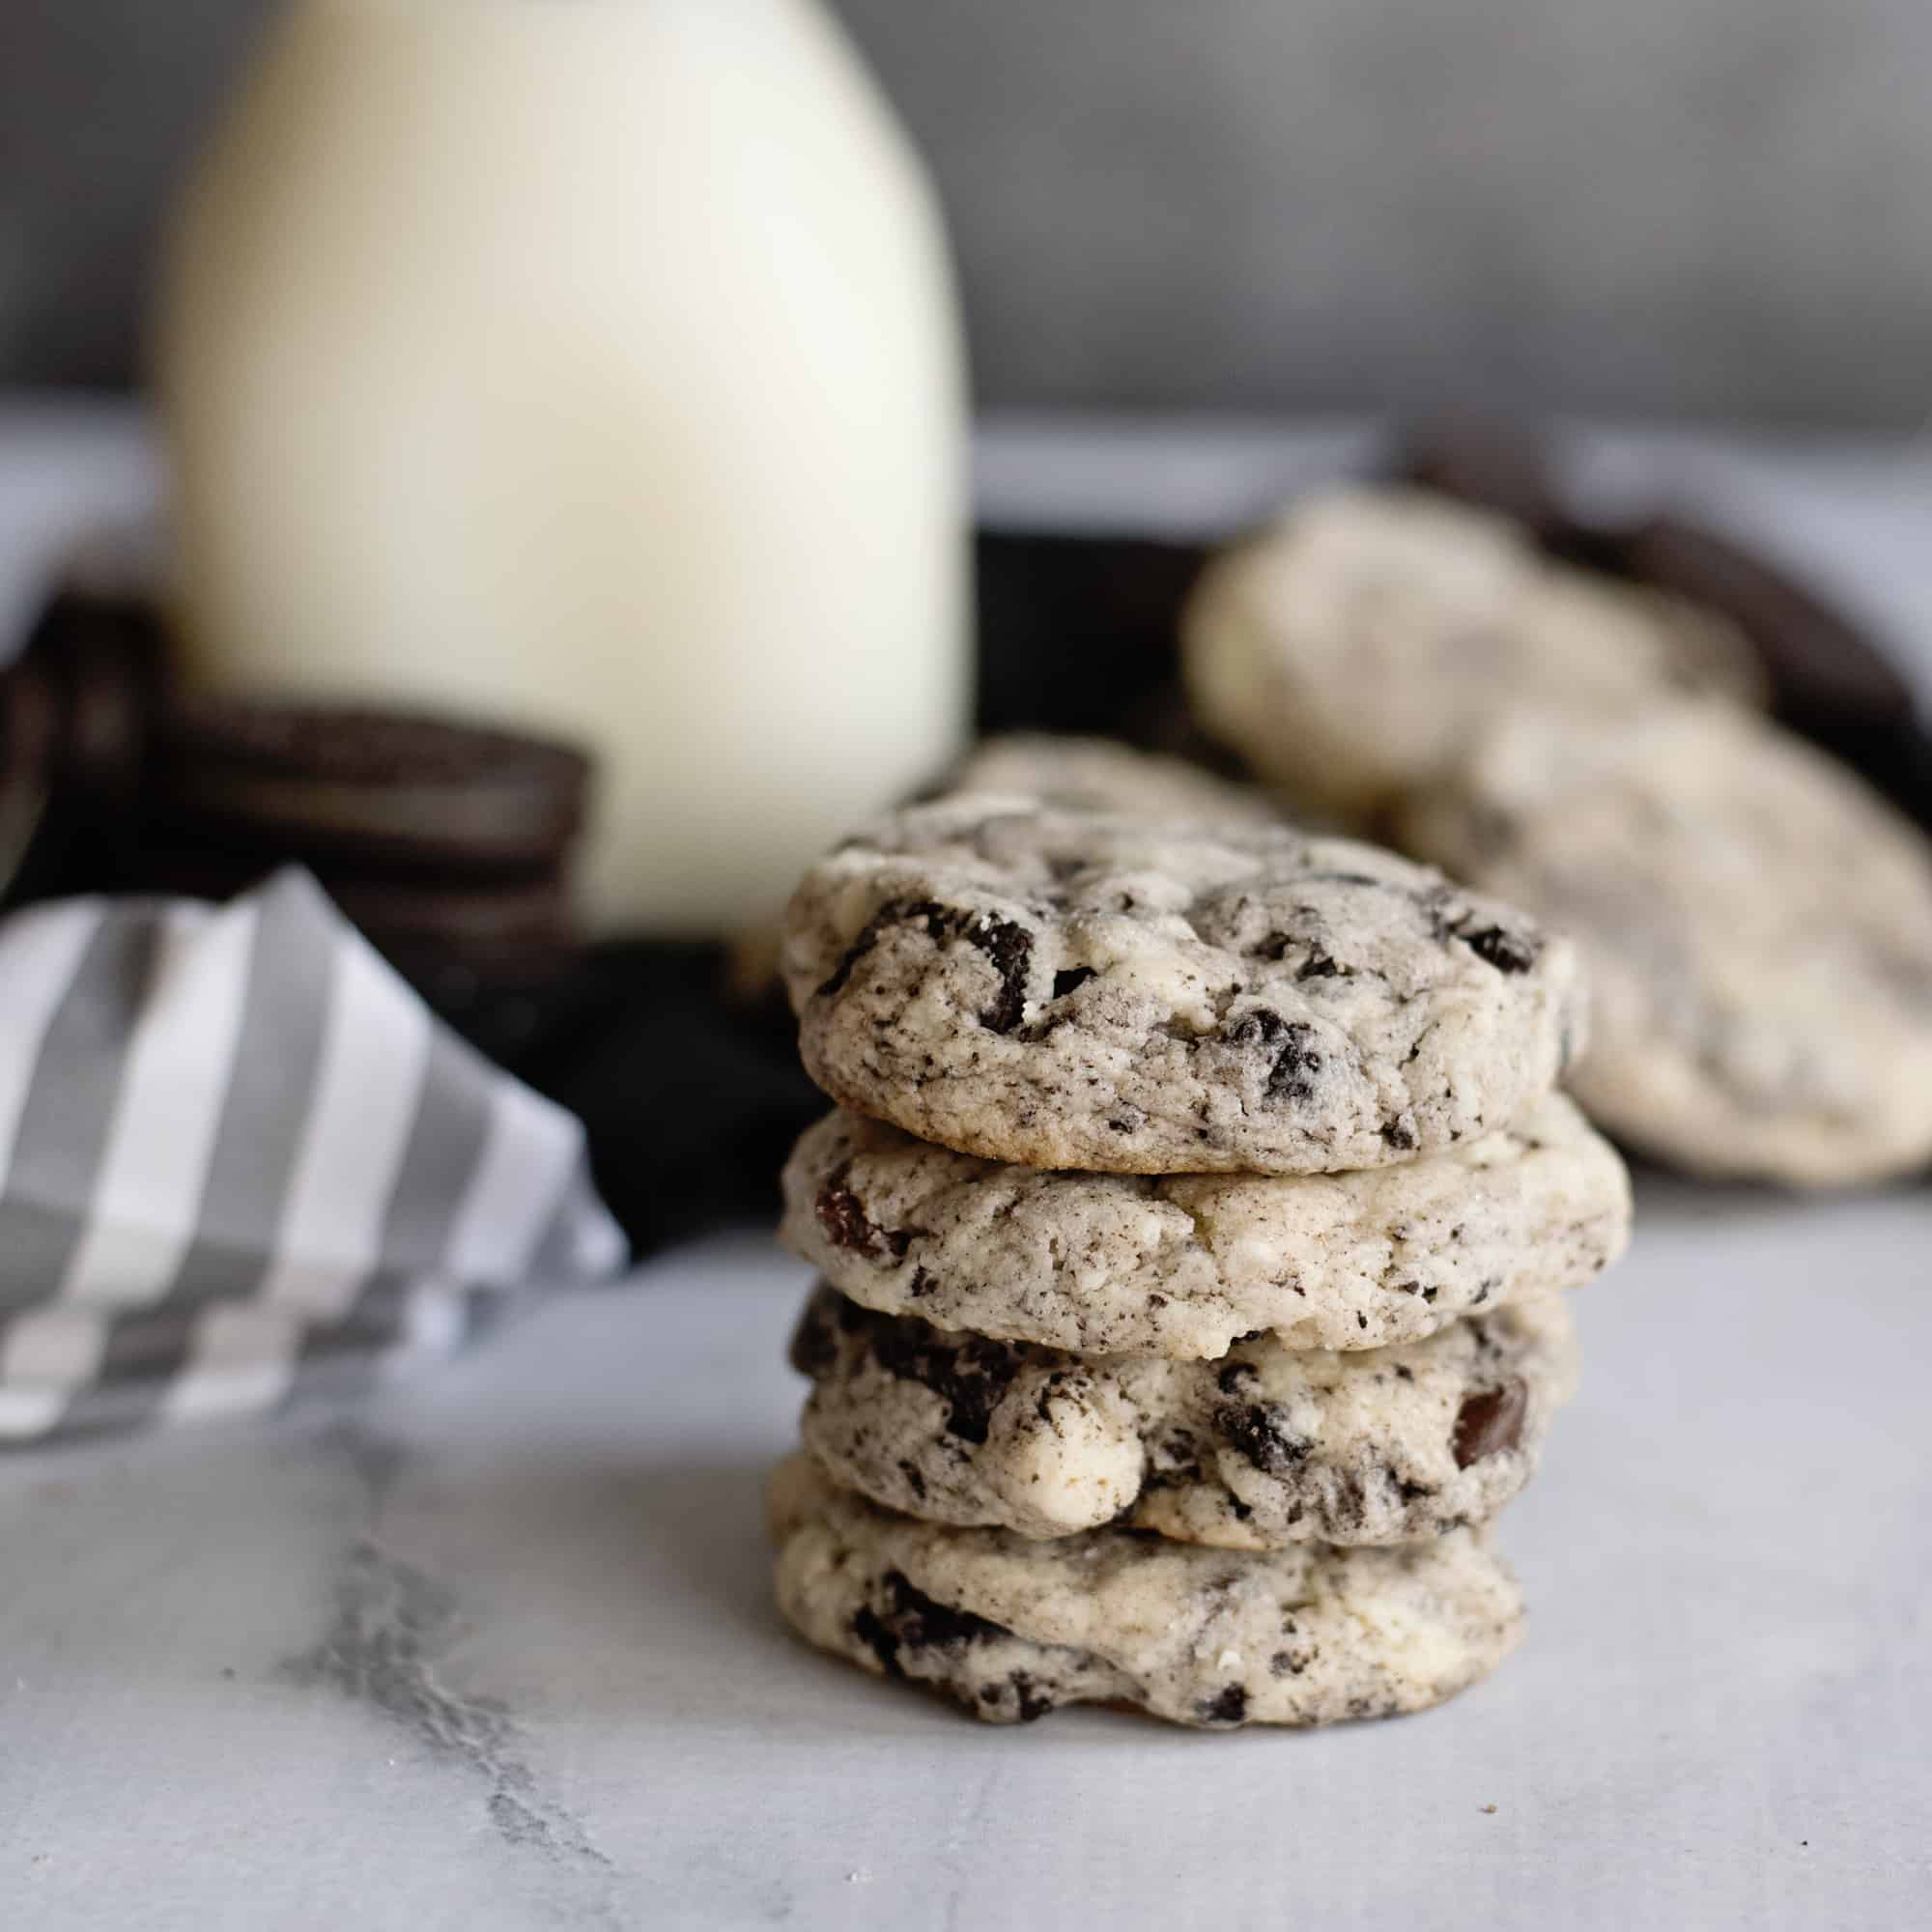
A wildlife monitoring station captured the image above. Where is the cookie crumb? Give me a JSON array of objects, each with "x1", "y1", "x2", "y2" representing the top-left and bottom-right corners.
[{"x1": 1481, "y1": 1804, "x2": 1498, "y2": 1815}]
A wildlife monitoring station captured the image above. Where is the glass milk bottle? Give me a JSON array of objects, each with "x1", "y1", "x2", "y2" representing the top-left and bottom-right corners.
[{"x1": 156, "y1": 0, "x2": 969, "y2": 935}]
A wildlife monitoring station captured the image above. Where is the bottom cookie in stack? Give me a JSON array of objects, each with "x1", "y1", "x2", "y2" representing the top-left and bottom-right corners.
[{"x1": 768, "y1": 1454, "x2": 1522, "y2": 1729}]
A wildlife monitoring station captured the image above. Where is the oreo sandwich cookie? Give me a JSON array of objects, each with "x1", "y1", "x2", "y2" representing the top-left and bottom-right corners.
[{"x1": 147, "y1": 696, "x2": 590, "y2": 877}]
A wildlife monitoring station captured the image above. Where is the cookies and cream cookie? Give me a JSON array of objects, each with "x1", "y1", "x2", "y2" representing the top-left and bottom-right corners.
[
  {"x1": 1399, "y1": 699, "x2": 1932, "y2": 1186},
  {"x1": 1182, "y1": 487, "x2": 1760, "y2": 821},
  {"x1": 781, "y1": 798, "x2": 1586, "y2": 1174},
  {"x1": 781, "y1": 1093, "x2": 1627, "y2": 1357},
  {"x1": 768, "y1": 1454, "x2": 1522, "y2": 1728},
  {"x1": 791, "y1": 1284, "x2": 1577, "y2": 1546},
  {"x1": 936, "y1": 733, "x2": 1279, "y2": 823}
]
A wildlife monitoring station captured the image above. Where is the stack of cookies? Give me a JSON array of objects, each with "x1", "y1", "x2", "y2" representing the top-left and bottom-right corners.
[{"x1": 768, "y1": 796, "x2": 1632, "y2": 1729}]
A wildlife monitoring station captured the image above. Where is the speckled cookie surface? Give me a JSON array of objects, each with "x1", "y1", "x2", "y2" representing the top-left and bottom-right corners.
[
  {"x1": 780, "y1": 798, "x2": 1587, "y2": 1174},
  {"x1": 1399, "y1": 699, "x2": 1932, "y2": 1187},
  {"x1": 780, "y1": 1093, "x2": 1628, "y2": 1356},
  {"x1": 1182, "y1": 487, "x2": 1762, "y2": 823},
  {"x1": 937, "y1": 734, "x2": 1281, "y2": 823},
  {"x1": 791, "y1": 1284, "x2": 1577, "y2": 1546},
  {"x1": 768, "y1": 1455, "x2": 1521, "y2": 1728}
]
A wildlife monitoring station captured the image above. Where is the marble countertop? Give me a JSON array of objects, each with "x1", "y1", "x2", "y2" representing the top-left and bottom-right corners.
[
  {"x1": 6, "y1": 1199, "x2": 1930, "y2": 1932},
  {"x1": 2, "y1": 405, "x2": 1930, "y2": 1930}
]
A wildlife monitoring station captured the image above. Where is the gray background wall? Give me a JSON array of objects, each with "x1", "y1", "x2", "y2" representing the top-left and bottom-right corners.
[{"x1": 3, "y1": 0, "x2": 1928, "y2": 424}]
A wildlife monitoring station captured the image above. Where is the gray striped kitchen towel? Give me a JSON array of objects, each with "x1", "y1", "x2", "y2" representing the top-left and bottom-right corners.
[{"x1": 0, "y1": 867, "x2": 626, "y2": 1442}]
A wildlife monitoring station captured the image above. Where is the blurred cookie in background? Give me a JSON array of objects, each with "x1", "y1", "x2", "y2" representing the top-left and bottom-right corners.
[
  {"x1": 932, "y1": 731, "x2": 1282, "y2": 822},
  {"x1": 1184, "y1": 472, "x2": 1932, "y2": 1186},
  {"x1": 1395, "y1": 424, "x2": 1928, "y2": 820},
  {"x1": 1181, "y1": 489, "x2": 1762, "y2": 825},
  {"x1": 725, "y1": 734, "x2": 1284, "y2": 1007},
  {"x1": 1396, "y1": 699, "x2": 1932, "y2": 1187}
]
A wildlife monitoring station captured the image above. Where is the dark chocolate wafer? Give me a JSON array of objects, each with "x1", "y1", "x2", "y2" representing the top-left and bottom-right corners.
[
  {"x1": 148, "y1": 697, "x2": 590, "y2": 876},
  {"x1": 1394, "y1": 421, "x2": 1574, "y2": 546},
  {"x1": 0, "y1": 648, "x2": 61, "y2": 892},
  {"x1": 1612, "y1": 515, "x2": 1916, "y2": 741},
  {"x1": 132, "y1": 837, "x2": 573, "y2": 947},
  {"x1": 0, "y1": 589, "x2": 167, "y2": 903}
]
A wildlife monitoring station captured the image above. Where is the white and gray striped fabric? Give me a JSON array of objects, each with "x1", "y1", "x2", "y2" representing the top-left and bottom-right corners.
[{"x1": 0, "y1": 868, "x2": 626, "y2": 1443}]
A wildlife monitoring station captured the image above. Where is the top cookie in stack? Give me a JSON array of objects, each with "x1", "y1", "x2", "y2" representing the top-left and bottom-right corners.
[
  {"x1": 779, "y1": 796, "x2": 1584, "y2": 1174},
  {"x1": 766, "y1": 795, "x2": 1630, "y2": 1731}
]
